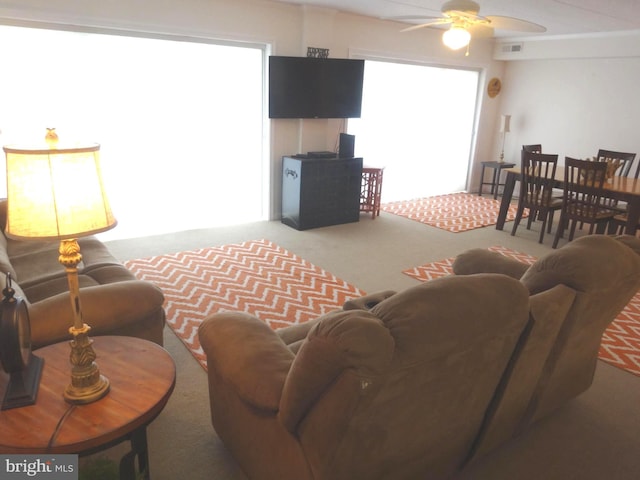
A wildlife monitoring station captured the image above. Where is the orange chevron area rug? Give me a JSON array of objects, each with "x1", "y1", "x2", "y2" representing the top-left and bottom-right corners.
[
  {"x1": 404, "y1": 246, "x2": 640, "y2": 377},
  {"x1": 124, "y1": 239, "x2": 366, "y2": 370},
  {"x1": 381, "y1": 192, "x2": 524, "y2": 232}
]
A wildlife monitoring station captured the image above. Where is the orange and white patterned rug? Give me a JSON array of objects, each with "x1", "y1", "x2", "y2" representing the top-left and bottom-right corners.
[
  {"x1": 382, "y1": 192, "x2": 524, "y2": 233},
  {"x1": 404, "y1": 246, "x2": 640, "y2": 377},
  {"x1": 124, "y1": 239, "x2": 366, "y2": 370}
]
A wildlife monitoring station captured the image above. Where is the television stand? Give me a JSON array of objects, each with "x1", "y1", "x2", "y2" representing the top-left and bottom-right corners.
[
  {"x1": 307, "y1": 151, "x2": 337, "y2": 158},
  {"x1": 281, "y1": 156, "x2": 363, "y2": 230}
]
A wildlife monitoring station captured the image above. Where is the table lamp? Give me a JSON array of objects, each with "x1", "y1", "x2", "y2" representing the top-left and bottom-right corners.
[
  {"x1": 498, "y1": 114, "x2": 511, "y2": 163},
  {"x1": 3, "y1": 130, "x2": 117, "y2": 404}
]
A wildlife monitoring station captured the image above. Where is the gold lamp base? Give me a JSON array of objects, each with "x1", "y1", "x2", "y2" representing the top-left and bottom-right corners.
[
  {"x1": 64, "y1": 375, "x2": 110, "y2": 404},
  {"x1": 59, "y1": 238, "x2": 110, "y2": 405},
  {"x1": 63, "y1": 323, "x2": 110, "y2": 404}
]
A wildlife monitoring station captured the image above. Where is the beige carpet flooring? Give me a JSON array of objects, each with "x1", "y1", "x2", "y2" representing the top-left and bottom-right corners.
[{"x1": 101, "y1": 209, "x2": 640, "y2": 480}]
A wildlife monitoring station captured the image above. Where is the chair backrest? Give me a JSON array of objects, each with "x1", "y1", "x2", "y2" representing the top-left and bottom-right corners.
[
  {"x1": 280, "y1": 274, "x2": 530, "y2": 479},
  {"x1": 522, "y1": 144, "x2": 542, "y2": 153},
  {"x1": 467, "y1": 235, "x2": 640, "y2": 462},
  {"x1": 562, "y1": 157, "x2": 609, "y2": 221},
  {"x1": 519, "y1": 150, "x2": 558, "y2": 205},
  {"x1": 520, "y1": 235, "x2": 640, "y2": 420},
  {"x1": 596, "y1": 149, "x2": 636, "y2": 177}
]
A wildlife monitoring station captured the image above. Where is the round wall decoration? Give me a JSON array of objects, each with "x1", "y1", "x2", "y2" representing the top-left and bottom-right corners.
[{"x1": 487, "y1": 77, "x2": 502, "y2": 98}]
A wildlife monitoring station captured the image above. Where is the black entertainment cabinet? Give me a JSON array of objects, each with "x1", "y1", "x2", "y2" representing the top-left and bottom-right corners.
[{"x1": 281, "y1": 156, "x2": 363, "y2": 230}]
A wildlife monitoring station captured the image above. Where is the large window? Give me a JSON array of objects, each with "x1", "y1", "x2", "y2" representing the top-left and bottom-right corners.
[
  {"x1": 0, "y1": 25, "x2": 266, "y2": 240},
  {"x1": 349, "y1": 60, "x2": 479, "y2": 202}
]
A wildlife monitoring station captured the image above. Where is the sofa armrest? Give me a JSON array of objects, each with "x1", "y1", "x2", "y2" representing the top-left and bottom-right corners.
[
  {"x1": 199, "y1": 312, "x2": 295, "y2": 412},
  {"x1": 453, "y1": 248, "x2": 529, "y2": 279},
  {"x1": 28, "y1": 280, "x2": 165, "y2": 347},
  {"x1": 343, "y1": 290, "x2": 396, "y2": 310}
]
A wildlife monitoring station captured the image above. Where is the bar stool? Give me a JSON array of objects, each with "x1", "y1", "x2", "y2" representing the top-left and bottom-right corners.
[
  {"x1": 478, "y1": 161, "x2": 516, "y2": 199},
  {"x1": 360, "y1": 167, "x2": 384, "y2": 219}
]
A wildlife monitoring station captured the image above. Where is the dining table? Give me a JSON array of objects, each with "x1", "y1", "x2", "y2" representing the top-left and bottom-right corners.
[{"x1": 495, "y1": 166, "x2": 640, "y2": 235}]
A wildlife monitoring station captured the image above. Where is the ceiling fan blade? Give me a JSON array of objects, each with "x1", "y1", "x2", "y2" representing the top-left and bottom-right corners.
[
  {"x1": 467, "y1": 24, "x2": 494, "y2": 38},
  {"x1": 383, "y1": 15, "x2": 442, "y2": 21},
  {"x1": 400, "y1": 18, "x2": 452, "y2": 33},
  {"x1": 486, "y1": 15, "x2": 546, "y2": 33},
  {"x1": 448, "y1": 10, "x2": 487, "y2": 23}
]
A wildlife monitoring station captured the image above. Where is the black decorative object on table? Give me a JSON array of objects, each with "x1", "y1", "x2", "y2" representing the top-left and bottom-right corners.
[{"x1": 0, "y1": 272, "x2": 44, "y2": 410}]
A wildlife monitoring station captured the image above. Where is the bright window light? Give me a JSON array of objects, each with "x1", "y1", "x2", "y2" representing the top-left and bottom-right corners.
[
  {"x1": 348, "y1": 60, "x2": 478, "y2": 202},
  {"x1": 0, "y1": 26, "x2": 266, "y2": 240}
]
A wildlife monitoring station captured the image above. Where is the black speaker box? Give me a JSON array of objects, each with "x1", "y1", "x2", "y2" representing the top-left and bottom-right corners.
[{"x1": 338, "y1": 133, "x2": 355, "y2": 158}]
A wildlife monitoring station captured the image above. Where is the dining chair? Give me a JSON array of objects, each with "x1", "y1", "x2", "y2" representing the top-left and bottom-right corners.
[
  {"x1": 596, "y1": 149, "x2": 636, "y2": 177},
  {"x1": 521, "y1": 144, "x2": 564, "y2": 201},
  {"x1": 605, "y1": 150, "x2": 640, "y2": 234},
  {"x1": 595, "y1": 149, "x2": 638, "y2": 215},
  {"x1": 522, "y1": 144, "x2": 542, "y2": 153},
  {"x1": 511, "y1": 150, "x2": 563, "y2": 243},
  {"x1": 608, "y1": 211, "x2": 640, "y2": 235},
  {"x1": 552, "y1": 157, "x2": 617, "y2": 249}
]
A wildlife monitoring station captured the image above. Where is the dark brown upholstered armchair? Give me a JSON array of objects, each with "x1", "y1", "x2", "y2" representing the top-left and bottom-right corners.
[{"x1": 199, "y1": 234, "x2": 640, "y2": 479}]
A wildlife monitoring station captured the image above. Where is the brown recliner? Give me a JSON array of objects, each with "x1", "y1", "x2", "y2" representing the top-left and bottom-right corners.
[
  {"x1": 199, "y1": 273, "x2": 531, "y2": 479},
  {"x1": 198, "y1": 234, "x2": 640, "y2": 479},
  {"x1": 453, "y1": 234, "x2": 640, "y2": 461}
]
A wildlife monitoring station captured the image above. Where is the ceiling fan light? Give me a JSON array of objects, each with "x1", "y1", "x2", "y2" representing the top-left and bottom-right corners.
[{"x1": 442, "y1": 26, "x2": 471, "y2": 50}]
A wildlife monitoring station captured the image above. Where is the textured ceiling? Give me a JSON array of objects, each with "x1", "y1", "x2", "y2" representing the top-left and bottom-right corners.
[{"x1": 273, "y1": 0, "x2": 640, "y2": 38}]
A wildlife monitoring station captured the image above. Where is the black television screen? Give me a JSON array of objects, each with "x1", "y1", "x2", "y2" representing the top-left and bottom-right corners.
[{"x1": 268, "y1": 56, "x2": 365, "y2": 119}]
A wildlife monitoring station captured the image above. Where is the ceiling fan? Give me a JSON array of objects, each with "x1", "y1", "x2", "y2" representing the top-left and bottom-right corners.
[{"x1": 392, "y1": 0, "x2": 546, "y2": 52}]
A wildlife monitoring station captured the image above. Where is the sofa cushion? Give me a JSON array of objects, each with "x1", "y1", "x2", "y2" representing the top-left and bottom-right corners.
[{"x1": 21, "y1": 274, "x2": 101, "y2": 304}]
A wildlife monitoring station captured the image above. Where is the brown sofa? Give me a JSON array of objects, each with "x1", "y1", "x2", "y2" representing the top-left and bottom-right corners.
[
  {"x1": 0, "y1": 200, "x2": 165, "y2": 348},
  {"x1": 198, "y1": 234, "x2": 640, "y2": 480}
]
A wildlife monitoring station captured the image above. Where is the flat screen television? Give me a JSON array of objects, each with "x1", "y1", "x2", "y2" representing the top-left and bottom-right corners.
[{"x1": 268, "y1": 56, "x2": 365, "y2": 119}]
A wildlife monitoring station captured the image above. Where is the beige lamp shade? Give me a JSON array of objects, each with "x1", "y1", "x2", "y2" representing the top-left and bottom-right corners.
[
  {"x1": 3, "y1": 143, "x2": 117, "y2": 240},
  {"x1": 499, "y1": 114, "x2": 511, "y2": 133}
]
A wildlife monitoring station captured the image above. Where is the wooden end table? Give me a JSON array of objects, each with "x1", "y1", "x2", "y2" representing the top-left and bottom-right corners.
[
  {"x1": 478, "y1": 160, "x2": 516, "y2": 199},
  {"x1": 0, "y1": 335, "x2": 176, "y2": 480},
  {"x1": 360, "y1": 166, "x2": 385, "y2": 219}
]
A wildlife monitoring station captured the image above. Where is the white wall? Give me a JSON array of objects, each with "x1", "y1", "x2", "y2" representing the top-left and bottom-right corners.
[{"x1": 496, "y1": 32, "x2": 640, "y2": 170}]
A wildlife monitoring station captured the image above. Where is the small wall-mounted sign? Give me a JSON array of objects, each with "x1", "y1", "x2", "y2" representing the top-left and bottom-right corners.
[{"x1": 307, "y1": 47, "x2": 329, "y2": 58}]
